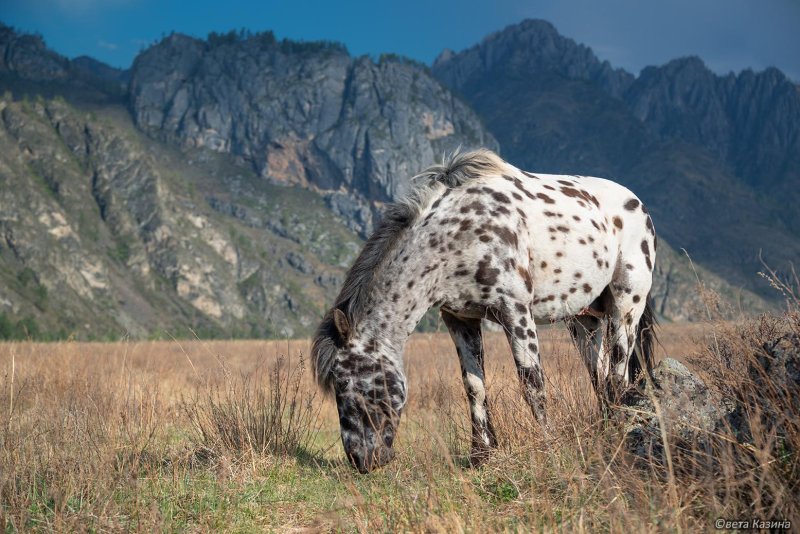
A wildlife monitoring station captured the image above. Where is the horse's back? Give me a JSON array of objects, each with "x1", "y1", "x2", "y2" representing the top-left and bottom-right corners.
[{"x1": 415, "y1": 166, "x2": 656, "y2": 321}]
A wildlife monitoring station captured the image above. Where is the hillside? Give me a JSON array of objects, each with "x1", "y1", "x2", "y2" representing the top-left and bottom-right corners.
[
  {"x1": 433, "y1": 19, "x2": 800, "y2": 302},
  {"x1": 0, "y1": 95, "x2": 361, "y2": 339}
]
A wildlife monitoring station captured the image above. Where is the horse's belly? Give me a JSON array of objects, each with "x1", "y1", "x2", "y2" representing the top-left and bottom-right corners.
[{"x1": 529, "y1": 265, "x2": 612, "y2": 320}]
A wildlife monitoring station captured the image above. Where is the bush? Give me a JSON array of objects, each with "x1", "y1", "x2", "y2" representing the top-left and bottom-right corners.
[
  {"x1": 0, "y1": 313, "x2": 41, "y2": 340},
  {"x1": 183, "y1": 354, "x2": 322, "y2": 458}
]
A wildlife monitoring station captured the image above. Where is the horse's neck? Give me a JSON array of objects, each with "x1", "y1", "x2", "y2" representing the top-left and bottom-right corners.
[{"x1": 357, "y1": 256, "x2": 435, "y2": 361}]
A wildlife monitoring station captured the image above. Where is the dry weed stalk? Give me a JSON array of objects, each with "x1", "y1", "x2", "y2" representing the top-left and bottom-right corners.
[{"x1": 183, "y1": 353, "x2": 323, "y2": 459}]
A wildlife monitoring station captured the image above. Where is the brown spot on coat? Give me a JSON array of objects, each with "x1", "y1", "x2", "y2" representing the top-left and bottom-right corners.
[
  {"x1": 491, "y1": 191, "x2": 511, "y2": 203},
  {"x1": 641, "y1": 240, "x2": 652, "y2": 270},
  {"x1": 613, "y1": 216, "x2": 623, "y2": 229},
  {"x1": 484, "y1": 224, "x2": 518, "y2": 247},
  {"x1": 459, "y1": 200, "x2": 487, "y2": 215},
  {"x1": 476, "y1": 258, "x2": 500, "y2": 287},
  {"x1": 517, "y1": 266, "x2": 533, "y2": 293},
  {"x1": 513, "y1": 179, "x2": 536, "y2": 200},
  {"x1": 624, "y1": 198, "x2": 640, "y2": 211}
]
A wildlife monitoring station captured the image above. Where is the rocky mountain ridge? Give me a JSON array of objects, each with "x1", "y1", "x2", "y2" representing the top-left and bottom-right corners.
[
  {"x1": 0, "y1": 22, "x2": 784, "y2": 338},
  {"x1": 432, "y1": 19, "x2": 799, "y2": 302},
  {"x1": 128, "y1": 30, "x2": 497, "y2": 234}
]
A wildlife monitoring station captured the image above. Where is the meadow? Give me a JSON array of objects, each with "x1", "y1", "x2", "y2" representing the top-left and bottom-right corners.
[{"x1": 1, "y1": 309, "x2": 797, "y2": 532}]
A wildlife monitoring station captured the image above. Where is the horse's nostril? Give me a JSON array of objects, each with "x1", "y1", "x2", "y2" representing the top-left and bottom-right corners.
[{"x1": 347, "y1": 449, "x2": 367, "y2": 472}]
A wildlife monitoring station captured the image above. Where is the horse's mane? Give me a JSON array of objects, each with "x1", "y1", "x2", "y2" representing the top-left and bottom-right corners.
[{"x1": 311, "y1": 149, "x2": 510, "y2": 393}]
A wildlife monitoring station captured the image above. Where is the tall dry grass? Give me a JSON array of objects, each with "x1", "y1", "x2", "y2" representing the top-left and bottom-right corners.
[
  {"x1": 182, "y1": 353, "x2": 322, "y2": 458},
  {"x1": 0, "y1": 299, "x2": 797, "y2": 531}
]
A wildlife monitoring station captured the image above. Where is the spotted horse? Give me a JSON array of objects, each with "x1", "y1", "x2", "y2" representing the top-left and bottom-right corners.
[{"x1": 312, "y1": 149, "x2": 658, "y2": 473}]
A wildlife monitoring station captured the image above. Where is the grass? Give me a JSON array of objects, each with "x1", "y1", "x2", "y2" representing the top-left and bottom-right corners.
[{"x1": 0, "y1": 309, "x2": 797, "y2": 531}]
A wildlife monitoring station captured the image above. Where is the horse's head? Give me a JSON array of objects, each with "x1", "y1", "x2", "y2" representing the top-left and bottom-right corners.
[{"x1": 313, "y1": 308, "x2": 406, "y2": 473}]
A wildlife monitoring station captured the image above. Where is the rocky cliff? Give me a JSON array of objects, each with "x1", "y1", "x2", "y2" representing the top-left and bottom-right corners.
[
  {"x1": 625, "y1": 57, "x2": 800, "y2": 231},
  {"x1": 129, "y1": 32, "x2": 497, "y2": 234}
]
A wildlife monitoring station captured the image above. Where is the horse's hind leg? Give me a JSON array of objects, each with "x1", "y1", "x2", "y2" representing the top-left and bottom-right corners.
[
  {"x1": 566, "y1": 315, "x2": 605, "y2": 399},
  {"x1": 604, "y1": 273, "x2": 651, "y2": 403},
  {"x1": 441, "y1": 309, "x2": 497, "y2": 466},
  {"x1": 494, "y1": 302, "x2": 546, "y2": 426}
]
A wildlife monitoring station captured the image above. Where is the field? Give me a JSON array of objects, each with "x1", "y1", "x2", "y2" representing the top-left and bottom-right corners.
[{"x1": 1, "y1": 315, "x2": 797, "y2": 532}]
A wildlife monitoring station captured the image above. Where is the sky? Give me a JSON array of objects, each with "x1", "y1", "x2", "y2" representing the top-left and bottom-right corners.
[{"x1": 1, "y1": 0, "x2": 798, "y2": 81}]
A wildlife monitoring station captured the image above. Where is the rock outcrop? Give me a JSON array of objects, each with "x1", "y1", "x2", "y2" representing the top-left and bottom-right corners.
[
  {"x1": 433, "y1": 19, "x2": 634, "y2": 99},
  {"x1": 626, "y1": 58, "x2": 800, "y2": 200},
  {"x1": 624, "y1": 358, "x2": 734, "y2": 458},
  {"x1": 129, "y1": 32, "x2": 498, "y2": 234},
  {"x1": 0, "y1": 23, "x2": 128, "y2": 103},
  {"x1": 624, "y1": 328, "x2": 800, "y2": 463}
]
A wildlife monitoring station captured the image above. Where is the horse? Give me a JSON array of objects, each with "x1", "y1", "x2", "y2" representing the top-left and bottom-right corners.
[{"x1": 311, "y1": 149, "x2": 657, "y2": 473}]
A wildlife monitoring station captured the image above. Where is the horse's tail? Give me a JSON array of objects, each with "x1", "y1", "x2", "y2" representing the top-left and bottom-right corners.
[{"x1": 629, "y1": 292, "x2": 658, "y2": 384}]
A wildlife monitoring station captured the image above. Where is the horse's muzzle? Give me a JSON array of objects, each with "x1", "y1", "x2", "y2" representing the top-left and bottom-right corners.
[{"x1": 349, "y1": 445, "x2": 396, "y2": 473}]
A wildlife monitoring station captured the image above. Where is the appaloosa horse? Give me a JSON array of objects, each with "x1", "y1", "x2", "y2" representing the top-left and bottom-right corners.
[{"x1": 312, "y1": 149, "x2": 657, "y2": 473}]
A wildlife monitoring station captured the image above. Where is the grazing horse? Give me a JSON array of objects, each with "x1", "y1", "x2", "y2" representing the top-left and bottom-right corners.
[{"x1": 312, "y1": 149, "x2": 657, "y2": 473}]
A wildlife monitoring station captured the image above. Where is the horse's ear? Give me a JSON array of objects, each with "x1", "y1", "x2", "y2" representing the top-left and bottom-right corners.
[{"x1": 333, "y1": 309, "x2": 351, "y2": 341}]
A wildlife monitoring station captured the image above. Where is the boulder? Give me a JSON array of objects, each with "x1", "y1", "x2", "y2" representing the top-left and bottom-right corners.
[{"x1": 623, "y1": 358, "x2": 734, "y2": 459}]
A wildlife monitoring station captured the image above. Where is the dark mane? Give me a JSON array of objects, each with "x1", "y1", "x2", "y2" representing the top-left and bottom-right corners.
[{"x1": 311, "y1": 149, "x2": 510, "y2": 392}]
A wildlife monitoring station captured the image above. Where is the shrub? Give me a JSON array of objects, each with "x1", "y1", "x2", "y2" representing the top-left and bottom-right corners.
[{"x1": 183, "y1": 354, "x2": 322, "y2": 458}]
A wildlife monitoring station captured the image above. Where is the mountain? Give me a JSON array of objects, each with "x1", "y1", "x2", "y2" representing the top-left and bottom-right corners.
[
  {"x1": 128, "y1": 31, "x2": 497, "y2": 234},
  {"x1": 0, "y1": 95, "x2": 365, "y2": 339},
  {"x1": 433, "y1": 19, "x2": 799, "y2": 302},
  {"x1": 0, "y1": 24, "x2": 127, "y2": 104},
  {"x1": 626, "y1": 57, "x2": 800, "y2": 231},
  {"x1": 0, "y1": 23, "x2": 778, "y2": 339},
  {"x1": 0, "y1": 26, "x2": 496, "y2": 339}
]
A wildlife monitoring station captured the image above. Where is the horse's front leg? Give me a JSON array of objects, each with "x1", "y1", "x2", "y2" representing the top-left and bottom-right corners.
[
  {"x1": 441, "y1": 310, "x2": 497, "y2": 466},
  {"x1": 495, "y1": 302, "x2": 547, "y2": 426}
]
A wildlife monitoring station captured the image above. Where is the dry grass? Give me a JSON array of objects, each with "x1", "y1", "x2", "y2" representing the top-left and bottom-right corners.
[{"x1": 0, "y1": 314, "x2": 797, "y2": 531}]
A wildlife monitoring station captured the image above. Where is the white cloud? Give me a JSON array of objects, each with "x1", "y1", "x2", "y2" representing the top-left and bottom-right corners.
[{"x1": 97, "y1": 39, "x2": 118, "y2": 51}]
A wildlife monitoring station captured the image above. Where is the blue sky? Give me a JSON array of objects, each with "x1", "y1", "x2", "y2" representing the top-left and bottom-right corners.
[{"x1": 2, "y1": 0, "x2": 798, "y2": 80}]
